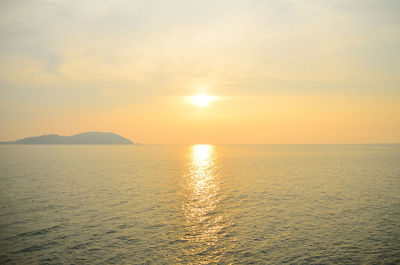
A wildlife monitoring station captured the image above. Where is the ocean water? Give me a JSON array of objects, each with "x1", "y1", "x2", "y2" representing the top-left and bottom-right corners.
[{"x1": 0, "y1": 144, "x2": 399, "y2": 264}]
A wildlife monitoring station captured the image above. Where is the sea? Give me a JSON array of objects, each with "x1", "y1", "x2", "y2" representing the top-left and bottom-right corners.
[{"x1": 0, "y1": 144, "x2": 399, "y2": 264}]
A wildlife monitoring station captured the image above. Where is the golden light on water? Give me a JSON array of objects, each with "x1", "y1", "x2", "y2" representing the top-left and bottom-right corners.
[
  {"x1": 180, "y1": 144, "x2": 227, "y2": 263},
  {"x1": 192, "y1": 144, "x2": 213, "y2": 170},
  {"x1": 190, "y1": 94, "x2": 215, "y2": 107}
]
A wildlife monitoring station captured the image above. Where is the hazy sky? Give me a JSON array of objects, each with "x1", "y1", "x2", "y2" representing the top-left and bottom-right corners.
[{"x1": 1, "y1": 0, "x2": 399, "y2": 144}]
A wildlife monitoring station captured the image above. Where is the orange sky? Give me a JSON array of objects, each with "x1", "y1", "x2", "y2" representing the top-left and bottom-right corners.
[{"x1": 1, "y1": 0, "x2": 399, "y2": 144}]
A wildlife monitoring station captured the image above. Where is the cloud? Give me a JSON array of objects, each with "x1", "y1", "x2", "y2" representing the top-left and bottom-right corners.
[{"x1": 0, "y1": 2, "x2": 399, "y2": 107}]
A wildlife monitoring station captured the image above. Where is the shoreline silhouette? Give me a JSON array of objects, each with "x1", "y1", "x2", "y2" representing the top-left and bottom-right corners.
[{"x1": 0, "y1": 132, "x2": 134, "y2": 145}]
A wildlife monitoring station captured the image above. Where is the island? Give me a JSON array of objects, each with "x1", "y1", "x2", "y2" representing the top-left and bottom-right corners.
[{"x1": 0, "y1": 132, "x2": 134, "y2": 145}]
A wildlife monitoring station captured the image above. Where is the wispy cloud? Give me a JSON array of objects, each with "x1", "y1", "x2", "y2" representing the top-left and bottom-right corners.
[{"x1": 0, "y1": 0, "x2": 399, "y2": 142}]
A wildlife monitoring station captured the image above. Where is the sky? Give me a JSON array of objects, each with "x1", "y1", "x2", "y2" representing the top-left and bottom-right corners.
[{"x1": 0, "y1": 0, "x2": 399, "y2": 144}]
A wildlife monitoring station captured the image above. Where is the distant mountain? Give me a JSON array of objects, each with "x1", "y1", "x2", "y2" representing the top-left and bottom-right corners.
[{"x1": 0, "y1": 132, "x2": 134, "y2": 145}]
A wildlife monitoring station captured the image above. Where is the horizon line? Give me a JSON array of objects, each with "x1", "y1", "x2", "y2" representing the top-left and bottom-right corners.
[{"x1": 1, "y1": 143, "x2": 399, "y2": 146}]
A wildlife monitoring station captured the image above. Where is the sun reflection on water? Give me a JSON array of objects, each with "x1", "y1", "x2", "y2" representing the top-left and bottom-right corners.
[{"x1": 180, "y1": 144, "x2": 228, "y2": 264}]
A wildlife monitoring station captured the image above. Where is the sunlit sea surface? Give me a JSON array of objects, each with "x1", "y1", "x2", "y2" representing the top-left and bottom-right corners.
[{"x1": 0, "y1": 145, "x2": 399, "y2": 264}]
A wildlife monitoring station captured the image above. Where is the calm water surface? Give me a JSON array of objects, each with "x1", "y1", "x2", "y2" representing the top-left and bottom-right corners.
[{"x1": 0, "y1": 145, "x2": 399, "y2": 264}]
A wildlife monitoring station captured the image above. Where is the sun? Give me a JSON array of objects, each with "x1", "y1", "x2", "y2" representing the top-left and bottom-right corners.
[{"x1": 190, "y1": 94, "x2": 215, "y2": 107}]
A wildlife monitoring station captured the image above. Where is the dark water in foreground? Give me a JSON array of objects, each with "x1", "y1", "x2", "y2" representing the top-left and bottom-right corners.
[{"x1": 0, "y1": 144, "x2": 399, "y2": 264}]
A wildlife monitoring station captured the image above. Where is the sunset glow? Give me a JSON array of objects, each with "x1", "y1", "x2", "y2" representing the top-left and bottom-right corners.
[
  {"x1": 1, "y1": 1, "x2": 399, "y2": 264},
  {"x1": 190, "y1": 94, "x2": 215, "y2": 107},
  {"x1": 0, "y1": 1, "x2": 399, "y2": 144}
]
